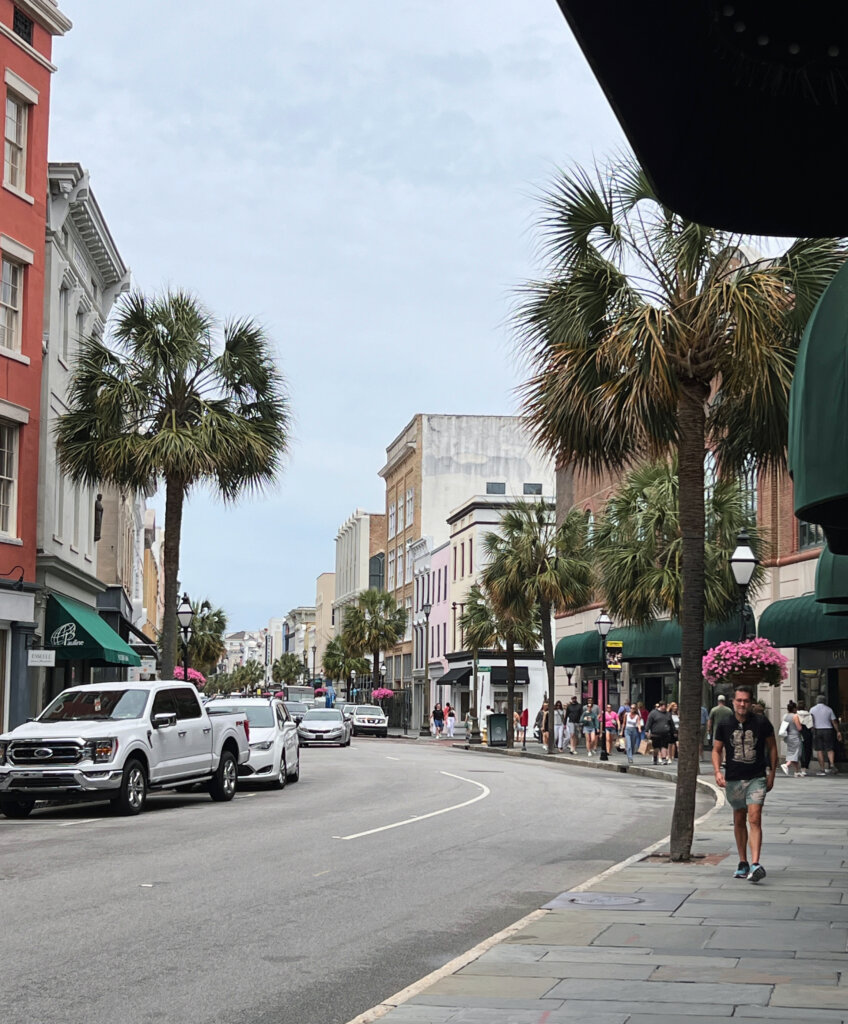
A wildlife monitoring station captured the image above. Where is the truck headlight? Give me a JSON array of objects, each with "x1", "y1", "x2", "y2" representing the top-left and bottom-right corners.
[
  {"x1": 250, "y1": 740, "x2": 273, "y2": 751},
  {"x1": 84, "y1": 738, "x2": 118, "y2": 763}
]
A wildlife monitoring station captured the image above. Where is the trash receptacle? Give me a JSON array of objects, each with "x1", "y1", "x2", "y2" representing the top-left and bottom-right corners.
[{"x1": 487, "y1": 713, "x2": 507, "y2": 747}]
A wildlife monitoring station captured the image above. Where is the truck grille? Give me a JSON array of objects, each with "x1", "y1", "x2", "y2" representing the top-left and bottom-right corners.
[
  {"x1": 12, "y1": 774, "x2": 79, "y2": 789},
  {"x1": 9, "y1": 741, "x2": 85, "y2": 766}
]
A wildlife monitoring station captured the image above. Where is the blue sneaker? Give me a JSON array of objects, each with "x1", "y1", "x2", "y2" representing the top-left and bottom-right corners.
[
  {"x1": 733, "y1": 861, "x2": 750, "y2": 879},
  {"x1": 748, "y1": 864, "x2": 766, "y2": 883}
]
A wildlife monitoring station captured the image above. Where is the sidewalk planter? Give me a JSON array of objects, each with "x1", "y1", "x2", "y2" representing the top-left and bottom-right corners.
[
  {"x1": 702, "y1": 638, "x2": 789, "y2": 689},
  {"x1": 486, "y1": 713, "x2": 508, "y2": 747}
]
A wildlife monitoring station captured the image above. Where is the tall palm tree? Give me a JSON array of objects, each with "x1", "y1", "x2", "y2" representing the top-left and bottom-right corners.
[
  {"x1": 514, "y1": 156, "x2": 846, "y2": 859},
  {"x1": 342, "y1": 590, "x2": 408, "y2": 692},
  {"x1": 185, "y1": 599, "x2": 227, "y2": 677},
  {"x1": 322, "y1": 635, "x2": 370, "y2": 696},
  {"x1": 485, "y1": 500, "x2": 592, "y2": 752},
  {"x1": 593, "y1": 458, "x2": 766, "y2": 624},
  {"x1": 272, "y1": 653, "x2": 304, "y2": 687},
  {"x1": 55, "y1": 290, "x2": 291, "y2": 678}
]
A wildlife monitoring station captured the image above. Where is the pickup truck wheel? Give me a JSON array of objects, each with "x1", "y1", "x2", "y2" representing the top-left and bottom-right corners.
[
  {"x1": 209, "y1": 749, "x2": 238, "y2": 802},
  {"x1": 0, "y1": 796, "x2": 35, "y2": 819},
  {"x1": 271, "y1": 752, "x2": 287, "y2": 790},
  {"x1": 114, "y1": 758, "x2": 147, "y2": 816}
]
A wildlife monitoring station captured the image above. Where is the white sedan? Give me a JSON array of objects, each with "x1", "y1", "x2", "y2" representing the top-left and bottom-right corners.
[
  {"x1": 207, "y1": 697, "x2": 300, "y2": 788},
  {"x1": 351, "y1": 705, "x2": 389, "y2": 737},
  {"x1": 297, "y1": 708, "x2": 351, "y2": 747}
]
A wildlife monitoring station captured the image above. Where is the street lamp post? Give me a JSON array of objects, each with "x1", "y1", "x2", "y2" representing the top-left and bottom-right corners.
[
  {"x1": 177, "y1": 593, "x2": 194, "y2": 682},
  {"x1": 350, "y1": 669, "x2": 356, "y2": 702},
  {"x1": 730, "y1": 528, "x2": 758, "y2": 641},
  {"x1": 595, "y1": 610, "x2": 613, "y2": 762},
  {"x1": 421, "y1": 602, "x2": 432, "y2": 735},
  {"x1": 311, "y1": 645, "x2": 317, "y2": 684},
  {"x1": 670, "y1": 655, "x2": 681, "y2": 702}
]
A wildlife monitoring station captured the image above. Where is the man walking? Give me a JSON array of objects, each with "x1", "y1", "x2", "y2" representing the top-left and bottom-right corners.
[
  {"x1": 712, "y1": 685, "x2": 778, "y2": 884},
  {"x1": 708, "y1": 693, "x2": 733, "y2": 742},
  {"x1": 810, "y1": 695, "x2": 842, "y2": 775},
  {"x1": 645, "y1": 700, "x2": 674, "y2": 765},
  {"x1": 565, "y1": 695, "x2": 582, "y2": 755}
]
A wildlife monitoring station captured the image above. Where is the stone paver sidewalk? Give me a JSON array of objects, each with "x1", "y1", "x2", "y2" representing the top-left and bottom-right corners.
[{"x1": 358, "y1": 763, "x2": 848, "y2": 1024}]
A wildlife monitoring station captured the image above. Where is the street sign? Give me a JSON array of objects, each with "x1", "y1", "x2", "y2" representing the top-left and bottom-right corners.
[
  {"x1": 28, "y1": 650, "x2": 55, "y2": 667},
  {"x1": 605, "y1": 640, "x2": 623, "y2": 672}
]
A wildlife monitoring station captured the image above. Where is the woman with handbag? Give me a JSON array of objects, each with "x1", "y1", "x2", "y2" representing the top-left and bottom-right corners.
[
  {"x1": 623, "y1": 706, "x2": 642, "y2": 764},
  {"x1": 779, "y1": 700, "x2": 803, "y2": 776}
]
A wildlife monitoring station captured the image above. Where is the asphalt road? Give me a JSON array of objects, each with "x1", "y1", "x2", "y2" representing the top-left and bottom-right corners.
[{"x1": 0, "y1": 739, "x2": 701, "y2": 1024}]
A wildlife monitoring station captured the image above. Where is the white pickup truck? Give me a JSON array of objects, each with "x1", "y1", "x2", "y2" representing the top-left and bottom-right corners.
[{"x1": 0, "y1": 681, "x2": 250, "y2": 818}]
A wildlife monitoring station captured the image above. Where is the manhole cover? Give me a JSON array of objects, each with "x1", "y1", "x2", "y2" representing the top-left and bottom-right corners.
[{"x1": 565, "y1": 894, "x2": 644, "y2": 907}]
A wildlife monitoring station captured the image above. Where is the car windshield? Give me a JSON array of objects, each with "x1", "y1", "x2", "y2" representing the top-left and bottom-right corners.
[
  {"x1": 207, "y1": 704, "x2": 275, "y2": 727},
  {"x1": 356, "y1": 706, "x2": 383, "y2": 715},
  {"x1": 39, "y1": 689, "x2": 149, "y2": 722},
  {"x1": 304, "y1": 710, "x2": 342, "y2": 721},
  {"x1": 285, "y1": 702, "x2": 308, "y2": 714}
]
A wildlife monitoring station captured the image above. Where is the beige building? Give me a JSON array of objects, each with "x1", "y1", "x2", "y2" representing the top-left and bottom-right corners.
[
  {"x1": 313, "y1": 571, "x2": 335, "y2": 680},
  {"x1": 332, "y1": 509, "x2": 385, "y2": 636}
]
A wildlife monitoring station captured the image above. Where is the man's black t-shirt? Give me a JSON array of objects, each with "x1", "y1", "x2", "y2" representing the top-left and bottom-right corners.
[
  {"x1": 715, "y1": 712, "x2": 775, "y2": 780},
  {"x1": 565, "y1": 701, "x2": 582, "y2": 724}
]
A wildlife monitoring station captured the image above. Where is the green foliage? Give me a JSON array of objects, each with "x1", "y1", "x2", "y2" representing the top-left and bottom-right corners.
[
  {"x1": 272, "y1": 653, "x2": 305, "y2": 686},
  {"x1": 322, "y1": 635, "x2": 370, "y2": 684},
  {"x1": 183, "y1": 599, "x2": 227, "y2": 677},
  {"x1": 342, "y1": 589, "x2": 408, "y2": 680}
]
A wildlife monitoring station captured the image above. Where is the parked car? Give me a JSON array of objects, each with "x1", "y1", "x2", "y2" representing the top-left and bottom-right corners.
[
  {"x1": 351, "y1": 705, "x2": 389, "y2": 737},
  {"x1": 284, "y1": 701, "x2": 309, "y2": 724},
  {"x1": 206, "y1": 697, "x2": 299, "y2": 788},
  {"x1": 340, "y1": 703, "x2": 357, "y2": 720},
  {"x1": 297, "y1": 708, "x2": 351, "y2": 747},
  {"x1": 0, "y1": 682, "x2": 250, "y2": 818}
]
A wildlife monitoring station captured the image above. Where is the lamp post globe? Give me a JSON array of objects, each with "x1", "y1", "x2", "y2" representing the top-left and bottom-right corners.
[{"x1": 730, "y1": 529, "x2": 758, "y2": 640}]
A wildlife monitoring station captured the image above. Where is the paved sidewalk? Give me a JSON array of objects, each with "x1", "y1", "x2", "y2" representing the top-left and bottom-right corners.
[{"x1": 357, "y1": 757, "x2": 848, "y2": 1024}]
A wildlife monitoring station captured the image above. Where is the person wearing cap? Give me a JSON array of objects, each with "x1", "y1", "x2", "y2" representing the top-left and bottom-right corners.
[
  {"x1": 708, "y1": 693, "x2": 733, "y2": 744},
  {"x1": 810, "y1": 695, "x2": 842, "y2": 776}
]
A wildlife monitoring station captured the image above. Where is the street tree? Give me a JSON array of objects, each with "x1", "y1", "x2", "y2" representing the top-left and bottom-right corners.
[
  {"x1": 342, "y1": 589, "x2": 408, "y2": 692},
  {"x1": 55, "y1": 290, "x2": 290, "y2": 678},
  {"x1": 185, "y1": 599, "x2": 227, "y2": 677},
  {"x1": 593, "y1": 457, "x2": 766, "y2": 625},
  {"x1": 238, "y1": 660, "x2": 264, "y2": 692},
  {"x1": 485, "y1": 500, "x2": 592, "y2": 752},
  {"x1": 322, "y1": 636, "x2": 370, "y2": 696},
  {"x1": 272, "y1": 653, "x2": 305, "y2": 686},
  {"x1": 514, "y1": 155, "x2": 846, "y2": 858}
]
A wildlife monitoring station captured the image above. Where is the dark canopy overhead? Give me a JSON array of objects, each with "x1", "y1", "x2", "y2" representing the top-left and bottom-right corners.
[
  {"x1": 815, "y1": 543, "x2": 848, "y2": 605},
  {"x1": 555, "y1": 1, "x2": 848, "y2": 235},
  {"x1": 789, "y1": 261, "x2": 848, "y2": 553},
  {"x1": 759, "y1": 594, "x2": 848, "y2": 647}
]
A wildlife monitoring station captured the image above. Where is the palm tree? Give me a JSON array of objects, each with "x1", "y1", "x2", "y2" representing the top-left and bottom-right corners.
[
  {"x1": 185, "y1": 599, "x2": 227, "y2": 677},
  {"x1": 342, "y1": 590, "x2": 408, "y2": 693},
  {"x1": 238, "y1": 660, "x2": 264, "y2": 692},
  {"x1": 514, "y1": 156, "x2": 846, "y2": 859},
  {"x1": 55, "y1": 290, "x2": 290, "y2": 678},
  {"x1": 272, "y1": 653, "x2": 304, "y2": 687},
  {"x1": 593, "y1": 457, "x2": 766, "y2": 624},
  {"x1": 322, "y1": 635, "x2": 370, "y2": 697},
  {"x1": 485, "y1": 500, "x2": 592, "y2": 752}
]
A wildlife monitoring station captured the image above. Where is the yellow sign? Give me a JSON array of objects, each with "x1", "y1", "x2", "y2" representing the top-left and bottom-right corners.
[{"x1": 605, "y1": 640, "x2": 623, "y2": 672}]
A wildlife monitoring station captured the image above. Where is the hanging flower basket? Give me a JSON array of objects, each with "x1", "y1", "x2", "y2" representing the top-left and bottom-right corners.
[
  {"x1": 173, "y1": 666, "x2": 206, "y2": 688},
  {"x1": 371, "y1": 688, "x2": 394, "y2": 701},
  {"x1": 702, "y1": 638, "x2": 788, "y2": 688}
]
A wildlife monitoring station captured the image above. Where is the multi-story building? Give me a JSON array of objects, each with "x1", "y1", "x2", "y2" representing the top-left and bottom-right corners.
[
  {"x1": 283, "y1": 606, "x2": 316, "y2": 674},
  {"x1": 221, "y1": 629, "x2": 264, "y2": 674},
  {"x1": 380, "y1": 413, "x2": 555, "y2": 723},
  {"x1": 332, "y1": 508, "x2": 385, "y2": 636},
  {"x1": 411, "y1": 538, "x2": 449, "y2": 729},
  {"x1": 32, "y1": 162, "x2": 137, "y2": 710},
  {"x1": 313, "y1": 571, "x2": 335, "y2": 679},
  {"x1": 1, "y1": 1, "x2": 71, "y2": 728}
]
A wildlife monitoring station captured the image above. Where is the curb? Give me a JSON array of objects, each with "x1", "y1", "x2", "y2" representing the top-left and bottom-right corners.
[{"x1": 343, "y1": 746, "x2": 722, "y2": 1024}]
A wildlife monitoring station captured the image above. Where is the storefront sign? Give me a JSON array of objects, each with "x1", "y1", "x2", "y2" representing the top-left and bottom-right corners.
[
  {"x1": 27, "y1": 649, "x2": 56, "y2": 667},
  {"x1": 605, "y1": 640, "x2": 623, "y2": 672}
]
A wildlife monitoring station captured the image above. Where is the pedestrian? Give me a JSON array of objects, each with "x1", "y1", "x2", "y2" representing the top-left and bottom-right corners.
[
  {"x1": 637, "y1": 701, "x2": 648, "y2": 742},
  {"x1": 603, "y1": 703, "x2": 619, "y2": 755},
  {"x1": 622, "y1": 705, "x2": 642, "y2": 764},
  {"x1": 810, "y1": 695, "x2": 843, "y2": 775},
  {"x1": 796, "y1": 698, "x2": 814, "y2": 775},
  {"x1": 708, "y1": 693, "x2": 733, "y2": 744},
  {"x1": 565, "y1": 695, "x2": 582, "y2": 754},
  {"x1": 699, "y1": 703, "x2": 709, "y2": 762},
  {"x1": 519, "y1": 706, "x2": 529, "y2": 744},
  {"x1": 645, "y1": 700, "x2": 674, "y2": 765},
  {"x1": 538, "y1": 701, "x2": 551, "y2": 747},
  {"x1": 431, "y1": 702, "x2": 444, "y2": 738},
  {"x1": 580, "y1": 701, "x2": 599, "y2": 757},
  {"x1": 553, "y1": 700, "x2": 566, "y2": 750},
  {"x1": 668, "y1": 702, "x2": 680, "y2": 760},
  {"x1": 712, "y1": 684, "x2": 778, "y2": 883},
  {"x1": 779, "y1": 700, "x2": 802, "y2": 776},
  {"x1": 444, "y1": 703, "x2": 456, "y2": 738}
]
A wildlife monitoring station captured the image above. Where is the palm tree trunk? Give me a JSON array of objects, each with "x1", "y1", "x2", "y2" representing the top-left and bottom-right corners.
[
  {"x1": 160, "y1": 475, "x2": 185, "y2": 679},
  {"x1": 506, "y1": 639, "x2": 516, "y2": 748},
  {"x1": 540, "y1": 597, "x2": 556, "y2": 752},
  {"x1": 670, "y1": 383, "x2": 708, "y2": 861}
]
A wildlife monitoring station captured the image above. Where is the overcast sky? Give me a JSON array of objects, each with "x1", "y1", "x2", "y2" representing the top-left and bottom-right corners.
[{"x1": 48, "y1": 1, "x2": 626, "y2": 631}]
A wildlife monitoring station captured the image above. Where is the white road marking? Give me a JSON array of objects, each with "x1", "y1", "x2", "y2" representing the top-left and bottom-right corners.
[
  {"x1": 140, "y1": 883, "x2": 154, "y2": 888},
  {"x1": 385, "y1": 756, "x2": 400, "y2": 761},
  {"x1": 313, "y1": 869, "x2": 329, "y2": 877},
  {"x1": 335, "y1": 771, "x2": 490, "y2": 841},
  {"x1": 56, "y1": 819, "x2": 99, "y2": 827}
]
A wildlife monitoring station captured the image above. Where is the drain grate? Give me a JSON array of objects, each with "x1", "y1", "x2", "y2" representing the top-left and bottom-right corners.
[
  {"x1": 543, "y1": 889, "x2": 693, "y2": 912},
  {"x1": 563, "y1": 894, "x2": 644, "y2": 907}
]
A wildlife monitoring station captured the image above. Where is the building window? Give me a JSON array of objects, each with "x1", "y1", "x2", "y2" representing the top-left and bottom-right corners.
[
  {"x1": 405, "y1": 598, "x2": 412, "y2": 642},
  {"x1": 799, "y1": 520, "x2": 824, "y2": 550},
  {"x1": 72, "y1": 485, "x2": 80, "y2": 549},
  {"x1": 4, "y1": 93, "x2": 27, "y2": 191},
  {"x1": 704, "y1": 450, "x2": 717, "y2": 509},
  {"x1": 405, "y1": 540, "x2": 413, "y2": 583},
  {"x1": 585, "y1": 509, "x2": 594, "y2": 541},
  {"x1": 461, "y1": 542, "x2": 465, "y2": 578},
  {"x1": 396, "y1": 546, "x2": 403, "y2": 588},
  {"x1": 453, "y1": 545, "x2": 457, "y2": 580},
  {"x1": 397, "y1": 497, "x2": 404, "y2": 533},
  {"x1": 486, "y1": 481, "x2": 506, "y2": 495},
  {"x1": 523, "y1": 483, "x2": 543, "y2": 495},
  {"x1": 388, "y1": 501, "x2": 396, "y2": 539},
  {"x1": 443, "y1": 621, "x2": 447, "y2": 655},
  {"x1": 54, "y1": 464, "x2": 64, "y2": 538},
  {"x1": 406, "y1": 487, "x2": 414, "y2": 525},
  {"x1": 0, "y1": 257, "x2": 23, "y2": 353},
  {"x1": 740, "y1": 456, "x2": 758, "y2": 517},
  {"x1": 75, "y1": 307, "x2": 86, "y2": 345},
  {"x1": 468, "y1": 537, "x2": 473, "y2": 574},
  {"x1": 434, "y1": 620, "x2": 439, "y2": 657},
  {"x1": 59, "y1": 286, "x2": 70, "y2": 362},
  {"x1": 13, "y1": 8, "x2": 34, "y2": 45},
  {"x1": 0, "y1": 422, "x2": 18, "y2": 536},
  {"x1": 387, "y1": 550, "x2": 395, "y2": 590}
]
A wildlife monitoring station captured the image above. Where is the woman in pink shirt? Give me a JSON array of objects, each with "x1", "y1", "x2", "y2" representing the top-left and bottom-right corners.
[{"x1": 603, "y1": 704, "x2": 620, "y2": 756}]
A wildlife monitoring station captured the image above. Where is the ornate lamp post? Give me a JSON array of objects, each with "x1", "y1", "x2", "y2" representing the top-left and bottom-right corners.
[
  {"x1": 595, "y1": 610, "x2": 613, "y2": 762},
  {"x1": 730, "y1": 528, "x2": 758, "y2": 641},
  {"x1": 177, "y1": 593, "x2": 194, "y2": 682},
  {"x1": 350, "y1": 668, "x2": 356, "y2": 702},
  {"x1": 420, "y1": 601, "x2": 432, "y2": 735},
  {"x1": 311, "y1": 644, "x2": 317, "y2": 683}
]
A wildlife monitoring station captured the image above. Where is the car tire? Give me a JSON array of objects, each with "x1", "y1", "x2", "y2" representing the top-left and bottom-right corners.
[
  {"x1": 113, "y1": 757, "x2": 147, "y2": 816},
  {"x1": 381, "y1": 730, "x2": 388, "y2": 738},
  {"x1": 352, "y1": 728, "x2": 358, "y2": 737},
  {"x1": 0, "y1": 796, "x2": 35, "y2": 819},
  {"x1": 209, "y1": 749, "x2": 238, "y2": 802},
  {"x1": 345, "y1": 734, "x2": 351, "y2": 747},
  {"x1": 271, "y1": 752, "x2": 287, "y2": 790},
  {"x1": 288, "y1": 751, "x2": 300, "y2": 782}
]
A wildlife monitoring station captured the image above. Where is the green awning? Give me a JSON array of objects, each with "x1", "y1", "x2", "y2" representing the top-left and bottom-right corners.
[
  {"x1": 608, "y1": 619, "x2": 740, "y2": 660},
  {"x1": 758, "y1": 595, "x2": 848, "y2": 648},
  {"x1": 789, "y1": 261, "x2": 848, "y2": 555},
  {"x1": 45, "y1": 594, "x2": 141, "y2": 666},
  {"x1": 554, "y1": 631, "x2": 602, "y2": 667},
  {"x1": 815, "y1": 544, "x2": 848, "y2": 606}
]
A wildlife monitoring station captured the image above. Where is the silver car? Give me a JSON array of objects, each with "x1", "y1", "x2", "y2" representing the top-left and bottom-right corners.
[{"x1": 297, "y1": 708, "x2": 352, "y2": 747}]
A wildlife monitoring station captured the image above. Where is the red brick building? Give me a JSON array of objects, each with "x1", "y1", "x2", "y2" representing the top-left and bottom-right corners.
[{"x1": 1, "y1": 0, "x2": 70, "y2": 729}]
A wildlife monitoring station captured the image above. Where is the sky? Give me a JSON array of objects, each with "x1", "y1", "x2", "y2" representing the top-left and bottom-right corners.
[{"x1": 48, "y1": 1, "x2": 627, "y2": 631}]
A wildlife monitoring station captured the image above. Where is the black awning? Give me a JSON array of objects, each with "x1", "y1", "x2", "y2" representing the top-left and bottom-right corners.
[
  {"x1": 440, "y1": 667, "x2": 471, "y2": 685},
  {"x1": 490, "y1": 667, "x2": 530, "y2": 685}
]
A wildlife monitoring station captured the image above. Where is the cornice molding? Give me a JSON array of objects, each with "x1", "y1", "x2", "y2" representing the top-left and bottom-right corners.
[
  {"x1": 0, "y1": 22, "x2": 56, "y2": 72},
  {"x1": 16, "y1": 0, "x2": 72, "y2": 36}
]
